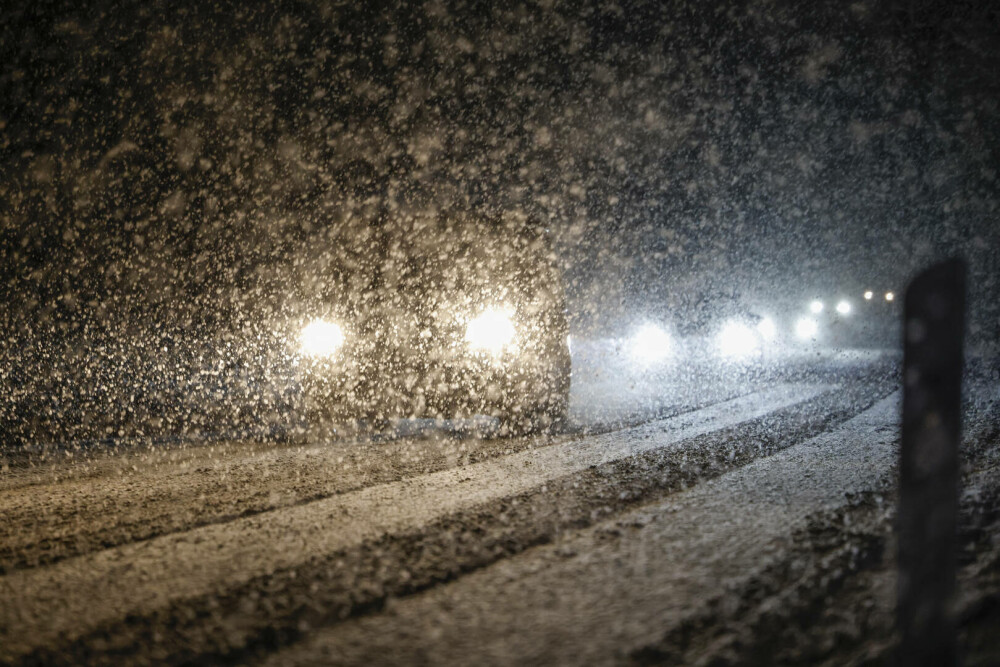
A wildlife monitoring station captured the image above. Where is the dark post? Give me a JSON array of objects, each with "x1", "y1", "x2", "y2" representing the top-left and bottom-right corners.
[{"x1": 898, "y1": 258, "x2": 965, "y2": 667}]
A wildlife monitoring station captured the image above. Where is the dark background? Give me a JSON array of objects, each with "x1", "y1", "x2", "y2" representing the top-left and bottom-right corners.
[
  {"x1": 2, "y1": 0, "x2": 998, "y2": 331},
  {"x1": 1, "y1": 0, "x2": 998, "y2": 442}
]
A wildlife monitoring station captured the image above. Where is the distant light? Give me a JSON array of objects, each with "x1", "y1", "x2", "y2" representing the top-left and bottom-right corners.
[
  {"x1": 630, "y1": 324, "x2": 672, "y2": 363},
  {"x1": 756, "y1": 317, "x2": 777, "y2": 341},
  {"x1": 836, "y1": 300, "x2": 851, "y2": 315},
  {"x1": 718, "y1": 321, "x2": 759, "y2": 357},
  {"x1": 864, "y1": 291, "x2": 873, "y2": 300},
  {"x1": 809, "y1": 300, "x2": 824, "y2": 314},
  {"x1": 885, "y1": 292, "x2": 895, "y2": 302},
  {"x1": 301, "y1": 319, "x2": 345, "y2": 357},
  {"x1": 466, "y1": 308, "x2": 517, "y2": 355},
  {"x1": 795, "y1": 318, "x2": 819, "y2": 340}
]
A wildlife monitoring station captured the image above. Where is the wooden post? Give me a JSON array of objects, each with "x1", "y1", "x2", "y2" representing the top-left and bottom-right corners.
[{"x1": 898, "y1": 258, "x2": 965, "y2": 667}]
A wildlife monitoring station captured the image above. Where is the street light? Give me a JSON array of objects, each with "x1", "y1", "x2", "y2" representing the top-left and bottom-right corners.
[
  {"x1": 864, "y1": 290, "x2": 873, "y2": 300},
  {"x1": 885, "y1": 292, "x2": 895, "y2": 302}
]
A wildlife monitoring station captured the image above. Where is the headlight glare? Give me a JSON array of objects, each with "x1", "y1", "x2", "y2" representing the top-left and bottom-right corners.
[
  {"x1": 630, "y1": 323, "x2": 672, "y2": 363},
  {"x1": 795, "y1": 317, "x2": 819, "y2": 340},
  {"x1": 300, "y1": 319, "x2": 345, "y2": 357},
  {"x1": 466, "y1": 308, "x2": 516, "y2": 354},
  {"x1": 718, "y1": 321, "x2": 760, "y2": 357},
  {"x1": 756, "y1": 317, "x2": 777, "y2": 341}
]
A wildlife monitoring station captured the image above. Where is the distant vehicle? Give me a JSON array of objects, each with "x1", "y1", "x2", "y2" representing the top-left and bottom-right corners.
[
  {"x1": 661, "y1": 293, "x2": 772, "y2": 361},
  {"x1": 291, "y1": 210, "x2": 571, "y2": 435}
]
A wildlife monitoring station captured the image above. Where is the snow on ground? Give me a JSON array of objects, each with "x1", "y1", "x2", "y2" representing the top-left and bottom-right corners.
[{"x1": 567, "y1": 335, "x2": 893, "y2": 427}]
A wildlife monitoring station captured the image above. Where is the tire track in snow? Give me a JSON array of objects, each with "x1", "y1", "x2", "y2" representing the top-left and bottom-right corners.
[
  {"x1": 0, "y1": 382, "x2": 834, "y2": 663},
  {"x1": 260, "y1": 392, "x2": 902, "y2": 667}
]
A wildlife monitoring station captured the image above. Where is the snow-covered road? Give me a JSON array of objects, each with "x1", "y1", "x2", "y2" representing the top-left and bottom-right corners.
[
  {"x1": 2, "y1": 354, "x2": 996, "y2": 666},
  {"x1": 263, "y1": 392, "x2": 902, "y2": 666}
]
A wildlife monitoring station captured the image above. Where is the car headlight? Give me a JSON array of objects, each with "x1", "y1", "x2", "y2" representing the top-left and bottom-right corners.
[
  {"x1": 629, "y1": 323, "x2": 672, "y2": 363},
  {"x1": 300, "y1": 319, "x2": 345, "y2": 357},
  {"x1": 717, "y1": 321, "x2": 760, "y2": 357},
  {"x1": 756, "y1": 317, "x2": 777, "y2": 341},
  {"x1": 795, "y1": 317, "x2": 819, "y2": 340},
  {"x1": 466, "y1": 308, "x2": 517, "y2": 355}
]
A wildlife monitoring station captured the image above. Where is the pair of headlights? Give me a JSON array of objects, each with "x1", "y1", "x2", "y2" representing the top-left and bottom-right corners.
[
  {"x1": 716, "y1": 319, "x2": 773, "y2": 357},
  {"x1": 630, "y1": 317, "x2": 780, "y2": 364},
  {"x1": 299, "y1": 307, "x2": 518, "y2": 358}
]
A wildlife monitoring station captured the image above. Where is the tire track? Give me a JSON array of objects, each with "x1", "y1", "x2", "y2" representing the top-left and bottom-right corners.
[
  {"x1": 0, "y1": 383, "x2": 834, "y2": 664},
  {"x1": 258, "y1": 392, "x2": 902, "y2": 667},
  {"x1": 0, "y1": 387, "x2": 750, "y2": 574},
  {"x1": 0, "y1": 381, "x2": 902, "y2": 666}
]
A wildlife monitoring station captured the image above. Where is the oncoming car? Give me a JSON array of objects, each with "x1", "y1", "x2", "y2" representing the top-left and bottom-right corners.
[{"x1": 288, "y1": 209, "x2": 571, "y2": 435}]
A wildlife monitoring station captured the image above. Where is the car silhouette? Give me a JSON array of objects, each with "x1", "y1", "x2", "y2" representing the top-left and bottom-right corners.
[{"x1": 289, "y1": 208, "x2": 571, "y2": 435}]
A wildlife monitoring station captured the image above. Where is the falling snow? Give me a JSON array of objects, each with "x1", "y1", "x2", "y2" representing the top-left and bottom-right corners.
[{"x1": 1, "y1": 1, "x2": 998, "y2": 664}]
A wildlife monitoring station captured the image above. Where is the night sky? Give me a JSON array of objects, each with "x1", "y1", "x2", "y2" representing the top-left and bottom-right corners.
[{"x1": 2, "y1": 0, "x2": 998, "y2": 337}]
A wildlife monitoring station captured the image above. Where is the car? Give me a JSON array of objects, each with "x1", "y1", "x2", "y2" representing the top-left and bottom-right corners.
[
  {"x1": 659, "y1": 291, "x2": 772, "y2": 361},
  {"x1": 289, "y1": 208, "x2": 571, "y2": 435},
  {"x1": 1, "y1": 205, "x2": 571, "y2": 446}
]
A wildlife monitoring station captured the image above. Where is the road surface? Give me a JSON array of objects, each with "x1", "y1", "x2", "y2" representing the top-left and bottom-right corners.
[{"x1": 1, "y1": 349, "x2": 998, "y2": 665}]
